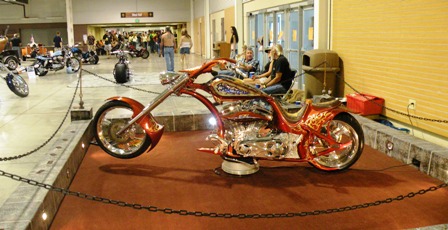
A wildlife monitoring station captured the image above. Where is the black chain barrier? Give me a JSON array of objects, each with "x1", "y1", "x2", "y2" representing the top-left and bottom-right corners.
[
  {"x1": 0, "y1": 169, "x2": 446, "y2": 219},
  {"x1": 81, "y1": 69, "x2": 203, "y2": 98},
  {"x1": 0, "y1": 77, "x2": 80, "y2": 162}
]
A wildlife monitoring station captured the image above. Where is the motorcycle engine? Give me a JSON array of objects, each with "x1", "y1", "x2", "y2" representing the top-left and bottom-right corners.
[{"x1": 217, "y1": 100, "x2": 302, "y2": 159}]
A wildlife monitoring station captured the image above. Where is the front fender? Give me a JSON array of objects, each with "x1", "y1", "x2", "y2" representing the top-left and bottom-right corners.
[{"x1": 106, "y1": 96, "x2": 164, "y2": 151}]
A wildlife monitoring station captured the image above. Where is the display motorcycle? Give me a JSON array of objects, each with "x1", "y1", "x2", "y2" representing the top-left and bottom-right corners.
[
  {"x1": 126, "y1": 43, "x2": 149, "y2": 59},
  {"x1": 93, "y1": 58, "x2": 364, "y2": 175},
  {"x1": 112, "y1": 50, "x2": 131, "y2": 83},
  {"x1": 0, "y1": 63, "x2": 29, "y2": 97},
  {"x1": 71, "y1": 46, "x2": 99, "y2": 64},
  {"x1": 33, "y1": 46, "x2": 80, "y2": 76}
]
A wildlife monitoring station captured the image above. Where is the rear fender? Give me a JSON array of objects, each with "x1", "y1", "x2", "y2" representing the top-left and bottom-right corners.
[{"x1": 106, "y1": 96, "x2": 164, "y2": 151}]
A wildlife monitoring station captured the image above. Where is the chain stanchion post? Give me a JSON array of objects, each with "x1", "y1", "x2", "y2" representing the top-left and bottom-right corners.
[{"x1": 70, "y1": 61, "x2": 93, "y2": 121}]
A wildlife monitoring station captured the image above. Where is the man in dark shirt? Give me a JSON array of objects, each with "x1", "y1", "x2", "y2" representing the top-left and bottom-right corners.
[
  {"x1": 262, "y1": 44, "x2": 293, "y2": 94},
  {"x1": 102, "y1": 31, "x2": 112, "y2": 57},
  {"x1": 53, "y1": 31, "x2": 62, "y2": 52},
  {"x1": 10, "y1": 33, "x2": 22, "y2": 59}
]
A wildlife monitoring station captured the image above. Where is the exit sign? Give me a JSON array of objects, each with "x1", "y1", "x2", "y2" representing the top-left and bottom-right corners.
[{"x1": 121, "y1": 12, "x2": 154, "y2": 18}]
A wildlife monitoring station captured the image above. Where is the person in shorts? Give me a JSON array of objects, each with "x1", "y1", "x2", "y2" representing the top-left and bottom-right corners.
[{"x1": 178, "y1": 28, "x2": 193, "y2": 65}]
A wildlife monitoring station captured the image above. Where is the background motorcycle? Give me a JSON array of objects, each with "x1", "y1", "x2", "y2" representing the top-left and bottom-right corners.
[
  {"x1": 93, "y1": 58, "x2": 364, "y2": 175},
  {"x1": 126, "y1": 43, "x2": 149, "y2": 59},
  {"x1": 0, "y1": 62, "x2": 29, "y2": 97},
  {"x1": 0, "y1": 25, "x2": 20, "y2": 70},
  {"x1": 33, "y1": 46, "x2": 80, "y2": 76},
  {"x1": 71, "y1": 46, "x2": 99, "y2": 64},
  {"x1": 112, "y1": 50, "x2": 130, "y2": 83}
]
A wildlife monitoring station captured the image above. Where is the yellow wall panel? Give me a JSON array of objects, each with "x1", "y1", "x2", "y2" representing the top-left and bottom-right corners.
[{"x1": 332, "y1": 0, "x2": 448, "y2": 138}]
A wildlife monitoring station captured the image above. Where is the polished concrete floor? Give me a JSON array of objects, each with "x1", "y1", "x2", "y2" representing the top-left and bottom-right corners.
[{"x1": 0, "y1": 52, "x2": 208, "y2": 207}]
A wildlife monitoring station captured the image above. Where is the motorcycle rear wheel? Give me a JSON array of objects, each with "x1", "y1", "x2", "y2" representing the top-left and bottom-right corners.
[
  {"x1": 141, "y1": 50, "x2": 149, "y2": 59},
  {"x1": 94, "y1": 100, "x2": 152, "y2": 159},
  {"x1": 34, "y1": 62, "x2": 48, "y2": 76},
  {"x1": 309, "y1": 113, "x2": 364, "y2": 171},
  {"x1": 6, "y1": 73, "x2": 29, "y2": 97},
  {"x1": 114, "y1": 63, "x2": 129, "y2": 83},
  {"x1": 4, "y1": 56, "x2": 19, "y2": 70},
  {"x1": 90, "y1": 55, "x2": 99, "y2": 64}
]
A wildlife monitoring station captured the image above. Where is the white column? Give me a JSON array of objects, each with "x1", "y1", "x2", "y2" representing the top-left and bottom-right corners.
[
  {"x1": 190, "y1": 0, "x2": 195, "y2": 53},
  {"x1": 235, "y1": 0, "x2": 243, "y2": 52},
  {"x1": 314, "y1": 0, "x2": 329, "y2": 49},
  {"x1": 205, "y1": 0, "x2": 211, "y2": 58},
  {"x1": 65, "y1": 0, "x2": 74, "y2": 46}
]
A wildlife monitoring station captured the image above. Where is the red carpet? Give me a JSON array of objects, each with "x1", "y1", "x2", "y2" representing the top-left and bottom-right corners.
[{"x1": 51, "y1": 130, "x2": 448, "y2": 229}]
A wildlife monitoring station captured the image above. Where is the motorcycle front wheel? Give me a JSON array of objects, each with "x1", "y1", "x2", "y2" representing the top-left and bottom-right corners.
[
  {"x1": 94, "y1": 100, "x2": 152, "y2": 159},
  {"x1": 6, "y1": 73, "x2": 29, "y2": 97},
  {"x1": 66, "y1": 58, "x2": 80, "y2": 72},
  {"x1": 309, "y1": 113, "x2": 364, "y2": 171}
]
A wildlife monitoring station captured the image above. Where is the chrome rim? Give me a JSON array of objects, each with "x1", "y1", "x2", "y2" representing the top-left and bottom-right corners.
[
  {"x1": 12, "y1": 75, "x2": 29, "y2": 95},
  {"x1": 97, "y1": 106, "x2": 147, "y2": 156},
  {"x1": 69, "y1": 59, "x2": 80, "y2": 71},
  {"x1": 311, "y1": 119, "x2": 359, "y2": 169}
]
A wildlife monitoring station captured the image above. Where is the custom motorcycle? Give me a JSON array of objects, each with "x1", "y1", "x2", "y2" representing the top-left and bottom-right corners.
[
  {"x1": 33, "y1": 46, "x2": 80, "y2": 76},
  {"x1": 0, "y1": 63, "x2": 29, "y2": 97},
  {"x1": 93, "y1": 58, "x2": 364, "y2": 175},
  {"x1": 126, "y1": 43, "x2": 149, "y2": 59},
  {"x1": 112, "y1": 50, "x2": 130, "y2": 83},
  {"x1": 71, "y1": 46, "x2": 99, "y2": 64}
]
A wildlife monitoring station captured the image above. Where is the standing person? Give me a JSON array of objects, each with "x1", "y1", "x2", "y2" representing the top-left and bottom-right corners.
[
  {"x1": 87, "y1": 34, "x2": 95, "y2": 52},
  {"x1": 160, "y1": 26, "x2": 175, "y2": 72},
  {"x1": 53, "y1": 31, "x2": 63, "y2": 52},
  {"x1": 10, "y1": 33, "x2": 22, "y2": 60},
  {"x1": 230, "y1": 26, "x2": 239, "y2": 59},
  {"x1": 178, "y1": 28, "x2": 193, "y2": 64},
  {"x1": 102, "y1": 30, "x2": 112, "y2": 58}
]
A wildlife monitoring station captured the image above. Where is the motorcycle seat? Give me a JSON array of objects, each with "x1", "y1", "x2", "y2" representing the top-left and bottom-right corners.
[{"x1": 276, "y1": 100, "x2": 308, "y2": 123}]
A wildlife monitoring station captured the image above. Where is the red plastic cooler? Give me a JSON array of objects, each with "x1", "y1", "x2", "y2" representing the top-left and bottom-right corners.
[{"x1": 346, "y1": 93, "x2": 384, "y2": 115}]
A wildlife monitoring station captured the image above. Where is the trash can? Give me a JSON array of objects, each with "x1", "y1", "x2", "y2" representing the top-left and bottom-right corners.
[{"x1": 302, "y1": 49, "x2": 340, "y2": 99}]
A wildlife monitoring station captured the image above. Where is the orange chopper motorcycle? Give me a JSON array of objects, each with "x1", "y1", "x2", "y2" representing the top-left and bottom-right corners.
[{"x1": 93, "y1": 58, "x2": 364, "y2": 175}]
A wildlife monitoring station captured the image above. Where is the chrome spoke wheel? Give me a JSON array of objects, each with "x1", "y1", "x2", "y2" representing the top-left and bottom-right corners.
[
  {"x1": 310, "y1": 114, "x2": 363, "y2": 171},
  {"x1": 94, "y1": 101, "x2": 151, "y2": 159}
]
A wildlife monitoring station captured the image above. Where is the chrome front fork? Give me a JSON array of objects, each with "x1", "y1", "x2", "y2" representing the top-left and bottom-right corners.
[{"x1": 116, "y1": 74, "x2": 189, "y2": 135}]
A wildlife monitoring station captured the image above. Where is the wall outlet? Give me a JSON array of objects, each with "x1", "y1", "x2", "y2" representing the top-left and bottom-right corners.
[{"x1": 408, "y1": 99, "x2": 416, "y2": 110}]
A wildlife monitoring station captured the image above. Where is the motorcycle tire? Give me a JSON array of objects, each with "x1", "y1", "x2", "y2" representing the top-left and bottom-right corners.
[
  {"x1": 94, "y1": 100, "x2": 152, "y2": 159},
  {"x1": 114, "y1": 63, "x2": 129, "y2": 83},
  {"x1": 34, "y1": 62, "x2": 48, "y2": 76},
  {"x1": 4, "y1": 56, "x2": 19, "y2": 70},
  {"x1": 141, "y1": 50, "x2": 150, "y2": 59},
  {"x1": 90, "y1": 55, "x2": 99, "y2": 64},
  {"x1": 6, "y1": 73, "x2": 29, "y2": 97},
  {"x1": 308, "y1": 113, "x2": 364, "y2": 172},
  {"x1": 66, "y1": 58, "x2": 80, "y2": 72}
]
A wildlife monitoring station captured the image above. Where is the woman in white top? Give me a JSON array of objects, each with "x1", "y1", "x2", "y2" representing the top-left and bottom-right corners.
[{"x1": 178, "y1": 28, "x2": 193, "y2": 64}]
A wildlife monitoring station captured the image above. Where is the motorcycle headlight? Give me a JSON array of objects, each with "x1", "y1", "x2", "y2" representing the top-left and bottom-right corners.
[{"x1": 34, "y1": 64, "x2": 40, "y2": 68}]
